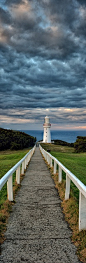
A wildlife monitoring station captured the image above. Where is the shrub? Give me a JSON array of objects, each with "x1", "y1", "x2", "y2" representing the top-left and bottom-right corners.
[
  {"x1": 0, "y1": 128, "x2": 36, "y2": 151},
  {"x1": 74, "y1": 136, "x2": 86, "y2": 152}
]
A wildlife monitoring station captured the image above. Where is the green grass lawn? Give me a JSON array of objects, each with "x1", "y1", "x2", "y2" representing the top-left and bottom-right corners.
[
  {"x1": 41, "y1": 143, "x2": 86, "y2": 201},
  {"x1": 51, "y1": 151, "x2": 86, "y2": 186},
  {"x1": 0, "y1": 149, "x2": 30, "y2": 208},
  {"x1": 51, "y1": 150, "x2": 86, "y2": 201}
]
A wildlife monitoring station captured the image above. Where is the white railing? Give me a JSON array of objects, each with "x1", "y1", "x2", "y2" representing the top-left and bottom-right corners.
[
  {"x1": 39, "y1": 144, "x2": 86, "y2": 231},
  {"x1": 0, "y1": 145, "x2": 36, "y2": 201}
]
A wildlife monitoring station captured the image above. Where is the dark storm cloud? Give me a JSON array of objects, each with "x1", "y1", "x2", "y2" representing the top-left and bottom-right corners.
[
  {"x1": 6, "y1": 0, "x2": 23, "y2": 4},
  {"x1": 0, "y1": 0, "x2": 86, "y2": 127},
  {"x1": 77, "y1": 0, "x2": 86, "y2": 5},
  {"x1": 0, "y1": 7, "x2": 11, "y2": 24}
]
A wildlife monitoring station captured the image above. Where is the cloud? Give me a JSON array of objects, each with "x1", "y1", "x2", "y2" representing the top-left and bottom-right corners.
[
  {"x1": 0, "y1": 7, "x2": 11, "y2": 24},
  {"x1": 0, "y1": 0, "x2": 86, "y2": 129},
  {"x1": 1, "y1": 107, "x2": 86, "y2": 130},
  {"x1": 77, "y1": 0, "x2": 86, "y2": 6}
]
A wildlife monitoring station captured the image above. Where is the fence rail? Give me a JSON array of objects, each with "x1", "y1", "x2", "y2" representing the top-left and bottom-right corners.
[
  {"x1": 39, "y1": 144, "x2": 86, "y2": 231},
  {"x1": 0, "y1": 145, "x2": 36, "y2": 201}
]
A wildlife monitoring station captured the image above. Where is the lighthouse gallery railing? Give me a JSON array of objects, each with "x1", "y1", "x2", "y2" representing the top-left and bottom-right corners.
[
  {"x1": 0, "y1": 145, "x2": 36, "y2": 201},
  {"x1": 39, "y1": 144, "x2": 86, "y2": 232}
]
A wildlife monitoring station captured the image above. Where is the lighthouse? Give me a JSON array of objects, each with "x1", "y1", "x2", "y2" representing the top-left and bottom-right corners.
[{"x1": 43, "y1": 116, "x2": 51, "y2": 143}]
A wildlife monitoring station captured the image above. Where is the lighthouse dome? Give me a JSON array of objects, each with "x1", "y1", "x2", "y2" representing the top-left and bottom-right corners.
[{"x1": 45, "y1": 116, "x2": 50, "y2": 124}]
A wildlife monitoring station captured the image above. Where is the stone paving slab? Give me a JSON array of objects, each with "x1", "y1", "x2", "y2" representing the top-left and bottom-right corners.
[
  {"x1": 0, "y1": 147, "x2": 81, "y2": 263},
  {"x1": 15, "y1": 187, "x2": 60, "y2": 204},
  {"x1": 0, "y1": 239, "x2": 80, "y2": 263},
  {"x1": 4, "y1": 205, "x2": 71, "y2": 239}
]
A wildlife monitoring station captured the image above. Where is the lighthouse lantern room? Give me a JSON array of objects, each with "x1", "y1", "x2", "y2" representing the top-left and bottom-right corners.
[{"x1": 43, "y1": 116, "x2": 51, "y2": 143}]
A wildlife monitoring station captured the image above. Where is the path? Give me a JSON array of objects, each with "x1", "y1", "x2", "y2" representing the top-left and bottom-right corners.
[{"x1": 0, "y1": 148, "x2": 81, "y2": 263}]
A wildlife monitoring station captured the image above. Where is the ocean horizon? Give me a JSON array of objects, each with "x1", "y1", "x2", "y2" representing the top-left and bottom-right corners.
[{"x1": 21, "y1": 129, "x2": 86, "y2": 143}]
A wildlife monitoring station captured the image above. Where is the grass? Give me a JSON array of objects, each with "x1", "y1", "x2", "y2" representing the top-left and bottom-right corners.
[
  {"x1": 51, "y1": 150, "x2": 86, "y2": 201},
  {"x1": 41, "y1": 143, "x2": 86, "y2": 201},
  {"x1": 0, "y1": 148, "x2": 30, "y2": 180},
  {"x1": 51, "y1": 151, "x2": 86, "y2": 186},
  {"x1": 0, "y1": 148, "x2": 30, "y2": 246},
  {"x1": 50, "y1": 171, "x2": 86, "y2": 263},
  {"x1": 0, "y1": 148, "x2": 30, "y2": 208},
  {"x1": 41, "y1": 143, "x2": 86, "y2": 262},
  {"x1": 0, "y1": 144, "x2": 86, "y2": 261}
]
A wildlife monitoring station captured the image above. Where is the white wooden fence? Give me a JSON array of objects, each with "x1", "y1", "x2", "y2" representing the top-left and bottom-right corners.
[
  {"x1": 0, "y1": 145, "x2": 36, "y2": 201},
  {"x1": 39, "y1": 144, "x2": 86, "y2": 231}
]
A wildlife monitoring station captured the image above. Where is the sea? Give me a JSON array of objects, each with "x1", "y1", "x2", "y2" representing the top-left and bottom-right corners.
[{"x1": 21, "y1": 130, "x2": 86, "y2": 143}]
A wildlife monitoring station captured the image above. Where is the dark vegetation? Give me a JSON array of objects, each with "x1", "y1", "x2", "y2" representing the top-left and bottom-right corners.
[
  {"x1": 74, "y1": 136, "x2": 86, "y2": 152},
  {"x1": 54, "y1": 136, "x2": 86, "y2": 153},
  {"x1": 54, "y1": 139, "x2": 74, "y2": 147},
  {"x1": 0, "y1": 128, "x2": 36, "y2": 150}
]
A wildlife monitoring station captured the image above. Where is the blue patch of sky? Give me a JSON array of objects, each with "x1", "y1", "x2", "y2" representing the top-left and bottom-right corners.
[{"x1": 0, "y1": 0, "x2": 8, "y2": 10}]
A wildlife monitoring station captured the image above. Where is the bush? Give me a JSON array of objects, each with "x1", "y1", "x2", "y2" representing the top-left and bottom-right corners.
[
  {"x1": 0, "y1": 128, "x2": 36, "y2": 151},
  {"x1": 54, "y1": 139, "x2": 74, "y2": 147},
  {"x1": 74, "y1": 136, "x2": 86, "y2": 152},
  {"x1": 10, "y1": 142, "x2": 21, "y2": 150}
]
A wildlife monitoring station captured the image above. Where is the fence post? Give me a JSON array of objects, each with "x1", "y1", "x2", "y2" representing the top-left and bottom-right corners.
[
  {"x1": 58, "y1": 166, "x2": 62, "y2": 183},
  {"x1": 7, "y1": 175, "x2": 13, "y2": 201},
  {"x1": 22, "y1": 161, "x2": 25, "y2": 174},
  {"x1": 25, "y1": 158, "x2": 27, "y2": 170},
  {"x1": 50, "y1": 157, "x2": 52, "y2": 167},
  {"x1": 49, "y1": 155, "x2": 50, "y2": 165},
  {"x1": 54, "y1": 160, "x2": 56, "y2": 174},
  {"x1": 28, "y1": 154, "x2": 30, "y2": 163},
  {"x1": 29, "y1": 152, "x2": 31, "y2": 161},
  {"x1": 16, "y1": 166, "x2": 20, "y2": 184},
  {"x1": 45, "y1": 152, "x2": 47, "y2": 161},
  {"x1": 65, "y1": 174, "x2": 70, "y2": 200},
  {"x1": 26, "y1": 156, "x2": 28, "y2": 166},
  {"x1": 79, "y1": 191, "x2": 86, "y2": 231},
  {"x1": 49, "y1": 156, "x2": 51, "y2": 165},
  {"x1": 47, "y1": 154, "x2": 49, "y2": 164}
]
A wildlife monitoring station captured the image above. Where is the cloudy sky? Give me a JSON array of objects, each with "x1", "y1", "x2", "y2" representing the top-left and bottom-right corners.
[{"x1": 0, "y1": 0, "x2": 86, "y2": 130}]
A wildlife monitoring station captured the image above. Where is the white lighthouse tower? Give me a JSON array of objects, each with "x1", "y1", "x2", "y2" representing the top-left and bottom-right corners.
[{"x1": 43, "y1": 116, "x2": 51, "y2": 143}]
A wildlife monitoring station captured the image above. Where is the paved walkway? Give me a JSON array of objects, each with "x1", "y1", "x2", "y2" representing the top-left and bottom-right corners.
[{"x1": 0, "y1": 148, "x2": 81, "y2": 263}]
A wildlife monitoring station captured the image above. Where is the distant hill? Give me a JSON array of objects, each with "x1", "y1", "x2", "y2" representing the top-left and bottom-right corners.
[{"x1": 0, "y1": 128, "x2": 36, "y2": 150}]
